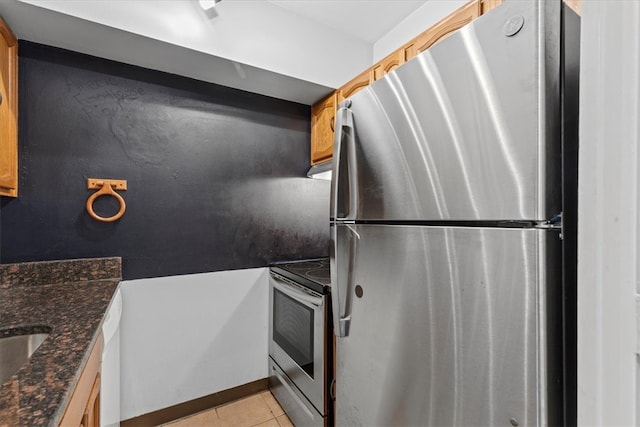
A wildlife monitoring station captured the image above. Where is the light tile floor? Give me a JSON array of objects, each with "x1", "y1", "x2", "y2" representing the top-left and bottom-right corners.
[{"x1": 162, "y1": 391, "x2": 294, "y2": 427}]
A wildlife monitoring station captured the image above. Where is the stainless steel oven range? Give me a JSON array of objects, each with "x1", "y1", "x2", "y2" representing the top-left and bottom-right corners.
[{"x1": 269, "y1": 258, "x2": 332, "y2": 427}]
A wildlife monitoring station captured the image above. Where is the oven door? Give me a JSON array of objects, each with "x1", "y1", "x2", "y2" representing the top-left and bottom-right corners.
[{"x1": 269, "y1": 272, "x2": 326, "y2": 415}]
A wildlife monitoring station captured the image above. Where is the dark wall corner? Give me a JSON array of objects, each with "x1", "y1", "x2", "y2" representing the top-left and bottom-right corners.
[{"x1": 1, "y1": 41, "x2": 329, "y2": 280}]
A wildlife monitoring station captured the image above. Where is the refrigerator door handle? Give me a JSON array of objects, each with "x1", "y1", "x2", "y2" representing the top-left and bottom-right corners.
[
  {"x1": 330, "y1": 100, "x2": 358, "y2": 221},
  {"x1": 331, "y1": 224, "x2": 358, "y2": 337}
]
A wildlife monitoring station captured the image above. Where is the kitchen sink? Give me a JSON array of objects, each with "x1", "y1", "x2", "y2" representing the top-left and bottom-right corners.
[{"x1": 0, "y1": 328, "x2": 50, "y2": 384}]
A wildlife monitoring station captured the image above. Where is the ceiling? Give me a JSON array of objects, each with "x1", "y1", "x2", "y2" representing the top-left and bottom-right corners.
[
  {"x1": 266, "y1": 0, "x2": 427, "y2": 43},
  {"x1": 0, "y1": 0, "x2": 458, "y2": 104}
]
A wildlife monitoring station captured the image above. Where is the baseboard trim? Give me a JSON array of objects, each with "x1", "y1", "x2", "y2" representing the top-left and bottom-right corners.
[{"x1": 120, "y1": 378, "x2": 269, "y2": 427}]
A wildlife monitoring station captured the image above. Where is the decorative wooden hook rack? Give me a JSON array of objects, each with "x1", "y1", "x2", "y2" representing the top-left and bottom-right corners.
[{"x1": 86, "y1": 178, "x2": 127, "y2": 222}]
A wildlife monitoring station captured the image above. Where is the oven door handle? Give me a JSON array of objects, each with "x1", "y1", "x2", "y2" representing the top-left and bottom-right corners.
[{"x1": 271, "y1": 275, "x2": 324, "y2": 309}]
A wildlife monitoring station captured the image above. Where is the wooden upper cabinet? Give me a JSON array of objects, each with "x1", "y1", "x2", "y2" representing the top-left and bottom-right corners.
[
  {"x1": 337, "y1": 68, "x2": 373, "y2": 104},
  {"x1": 404, "y1": 0, "x2": 481, "y2": 62},
  {"x1": 310, "y1": 92, "x2": 337, "y2": 165},
  {"x1": 0, "y1": 17, "x2": 17, "y2": 197},
  {"x1": 373, "y1": 50, "x2": 404, "y2": 81}
]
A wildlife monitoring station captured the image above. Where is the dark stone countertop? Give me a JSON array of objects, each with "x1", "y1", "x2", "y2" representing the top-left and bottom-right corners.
[{"x1": 0, "y1": 258, "x2": 121, "y2": 427}]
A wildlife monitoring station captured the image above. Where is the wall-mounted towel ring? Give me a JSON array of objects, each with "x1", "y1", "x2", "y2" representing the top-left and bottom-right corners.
[{"x1": 86, "y1": 178, "x2": 127, "y2": 222}]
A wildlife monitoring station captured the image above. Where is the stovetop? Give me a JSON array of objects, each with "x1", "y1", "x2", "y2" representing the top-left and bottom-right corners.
[{"x1": 270, "y1": 258, "x2": 331, "y2": 294}]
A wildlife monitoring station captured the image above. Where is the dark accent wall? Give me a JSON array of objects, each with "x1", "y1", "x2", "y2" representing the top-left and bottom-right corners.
[{"x1": 1, "y1": 41, "x2": 330, "y2": 280}]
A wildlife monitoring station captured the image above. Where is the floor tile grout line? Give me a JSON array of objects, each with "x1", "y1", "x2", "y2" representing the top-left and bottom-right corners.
[{"x1": 159, "y1": 390, "x2": 291, "y2": 427}]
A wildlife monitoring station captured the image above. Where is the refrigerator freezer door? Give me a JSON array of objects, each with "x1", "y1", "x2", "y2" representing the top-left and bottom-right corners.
[
  {"x1": 330, "y1": 102, "x2": 358, "y2": 222},
  {"x1": 339, "y1": 0, "x2": 562, "y2": 221},
  {"x1": 333, "y1": 224, "x2": 562, "y2": 426}
]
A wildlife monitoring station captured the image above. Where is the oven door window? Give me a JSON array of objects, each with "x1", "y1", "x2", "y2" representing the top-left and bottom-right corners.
[{"x1": 273, "y1": 288, "x2": 314, "y2": 378}]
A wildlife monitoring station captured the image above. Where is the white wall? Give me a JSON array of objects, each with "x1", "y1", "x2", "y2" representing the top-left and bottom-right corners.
[
  {"x1": 15, "y1": 0, "x2": 370, "y2": 90},
  {"x1": 119, "y1": 268, "x2": 269, "y2": 420},
  {"x1": 578, "y1": 1, "x2": 640, "y2": 425},
  {"x1": 373, "y1": 0, "x2": 467, "y2": 63},
  {"x1": 0, "y1": 0, "x2": 477, "y2": 103}
]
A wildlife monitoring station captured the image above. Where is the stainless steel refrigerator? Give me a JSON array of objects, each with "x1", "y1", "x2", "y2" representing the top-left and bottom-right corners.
[{"x1": 329, "y1": 1, "x2": 579, "y2": 426}]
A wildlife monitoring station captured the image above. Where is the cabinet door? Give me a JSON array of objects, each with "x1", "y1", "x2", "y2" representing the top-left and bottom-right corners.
[
  {"x1": 372, "y1": 50, "x2": 404, "y2": 81},
  {"x1": 59, "y1": 336, "x2": 103, "y2": 427},
  {"x1": 404, "y1": 0, "x2": 481, "y2": 61},
  {"x1": 0, "y1": 18, "x2": 17, "y2": 197},
  {"x1": 81, "y1": 375, "x2": 101, "y2": 427},
  {"x1": 337, "y1": 68, "x2": 373, "y2": 104},
  {"x1": 310, "y1": 92, "x2": 337, "y2": 165}
]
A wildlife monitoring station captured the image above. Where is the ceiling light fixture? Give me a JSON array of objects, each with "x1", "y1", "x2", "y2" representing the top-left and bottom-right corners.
[
  {"x1": 198, "y1": 0, "x2": 222, "y2": 19},
  {"x1": 198, "y1": 0, "x2": 221, "y2": 11}
]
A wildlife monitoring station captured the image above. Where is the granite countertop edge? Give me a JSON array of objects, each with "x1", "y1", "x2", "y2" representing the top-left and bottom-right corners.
[
  {"x1": 49, "y1": 279, "x2": 121, "y2": 427},
  {"x1": 0, "y1": 258, "x2": 121, "y2": 427}
]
